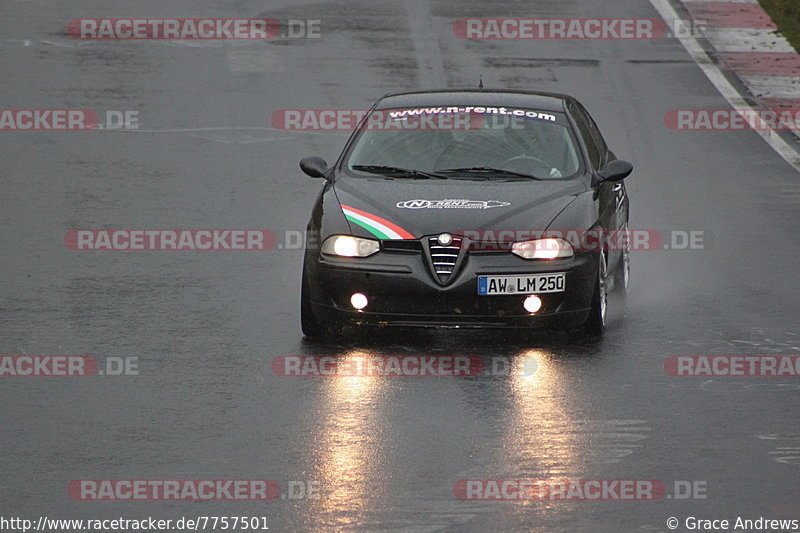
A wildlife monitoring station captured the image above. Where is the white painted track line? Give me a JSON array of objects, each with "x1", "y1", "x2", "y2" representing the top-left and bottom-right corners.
[{"x1": 649, "y1": 0, "x2": 800, "y2": 173}]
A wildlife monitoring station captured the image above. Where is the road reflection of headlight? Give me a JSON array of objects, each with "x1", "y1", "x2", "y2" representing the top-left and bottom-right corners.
[
  {"x1": 309, "y1": 351, "x2": 384, "y2": 523},
  {"x1": 516, "y1": 352, "x2": 541, "y2": 380},
  {"x1": 504, "y1": 350, "x2": 580, "y2": 501},
  {"x1": 510, "y1": 350, "x2": 546, "y2": 386}
]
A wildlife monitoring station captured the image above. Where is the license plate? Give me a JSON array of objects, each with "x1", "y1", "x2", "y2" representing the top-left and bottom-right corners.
[{"x1": 478, "y1": 273, "x2": 566, "y2": 295}]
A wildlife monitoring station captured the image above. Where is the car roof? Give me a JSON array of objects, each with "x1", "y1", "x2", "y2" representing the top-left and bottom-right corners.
[{"x1": 374, "y1": 89, "x2": 570, "y2": 113}]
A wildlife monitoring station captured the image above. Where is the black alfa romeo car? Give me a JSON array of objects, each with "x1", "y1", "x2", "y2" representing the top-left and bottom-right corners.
[{"x1": 298, "y1": 89, "x2": 633, "y2": 337}]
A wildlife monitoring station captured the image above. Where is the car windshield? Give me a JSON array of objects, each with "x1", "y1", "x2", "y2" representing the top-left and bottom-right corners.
[{"x1": 344, "y1": 107, "x2": 582, "y2": 180}]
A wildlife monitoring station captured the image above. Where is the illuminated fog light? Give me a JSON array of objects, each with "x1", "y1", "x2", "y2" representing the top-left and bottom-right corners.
[
  {"x1": 351, "y1": 293, "x2": 368, "y2": 310},
  {"x1": 523, "y1": 295, "x2": 542, "y2": 314}
]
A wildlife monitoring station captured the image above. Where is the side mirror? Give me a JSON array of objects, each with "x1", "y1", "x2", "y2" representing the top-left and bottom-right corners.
[
  {"x1": 597, "y1": 159, "x2": 633, "y2": 182},
  {"x1": 300, "y1": 156, "x2": 328, "y2": 178}
]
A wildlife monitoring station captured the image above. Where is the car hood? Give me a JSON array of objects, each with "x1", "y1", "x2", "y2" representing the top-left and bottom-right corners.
[{"x1": 332, "y1": 175, "x2": 586, "y2": 240}]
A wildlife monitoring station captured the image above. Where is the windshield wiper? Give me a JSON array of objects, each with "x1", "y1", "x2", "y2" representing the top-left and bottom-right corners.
[
  {"x1": 436, "y1": 167, "x2": 544, "y2": 181},
  {"x1": 351, "y1": 165, "x2": 448, "y2": 180}
]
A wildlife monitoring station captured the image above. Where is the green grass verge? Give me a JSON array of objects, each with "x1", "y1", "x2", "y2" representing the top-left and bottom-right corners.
[{"x1": 759, "y1": 0, "x2": 800, "y2": 52}]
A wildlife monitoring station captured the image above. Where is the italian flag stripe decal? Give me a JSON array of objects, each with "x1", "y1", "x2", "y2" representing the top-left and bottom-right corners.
[{"x1": 340, "y1": 204, "x2": 415, "y2": 240}]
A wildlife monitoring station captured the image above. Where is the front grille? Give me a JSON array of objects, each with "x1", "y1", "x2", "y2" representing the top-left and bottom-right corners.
[{"x1": 428, "y1": 236, "x2": 464, "y2": 283}]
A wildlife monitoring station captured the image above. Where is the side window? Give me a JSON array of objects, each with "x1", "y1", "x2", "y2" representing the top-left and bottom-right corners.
[{"x1": 568, "y1": 102, "x2": 601, "y2": 170}]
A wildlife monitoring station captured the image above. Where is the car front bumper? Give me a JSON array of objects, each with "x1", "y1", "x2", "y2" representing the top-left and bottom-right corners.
[{"x1": 305, "y1": 247, "x2": 599, "y2": 330}]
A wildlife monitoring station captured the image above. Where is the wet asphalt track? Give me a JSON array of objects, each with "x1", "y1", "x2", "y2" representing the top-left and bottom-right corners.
[{"x1": 2, "y1": 0, "x2": 800, "y2": 531}]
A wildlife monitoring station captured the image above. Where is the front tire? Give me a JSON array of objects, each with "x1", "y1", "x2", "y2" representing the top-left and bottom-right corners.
[{"x1": 582, "y1": 251, "x2": 608, "y2": 337}]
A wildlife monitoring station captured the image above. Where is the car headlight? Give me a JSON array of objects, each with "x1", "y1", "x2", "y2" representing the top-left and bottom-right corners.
[
  {"x1": 511, "y1": 238, "x2": 574, "y2": 260},
  {"x1": 321, "y1": 235, "x2": 380, "y2": 257}
]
